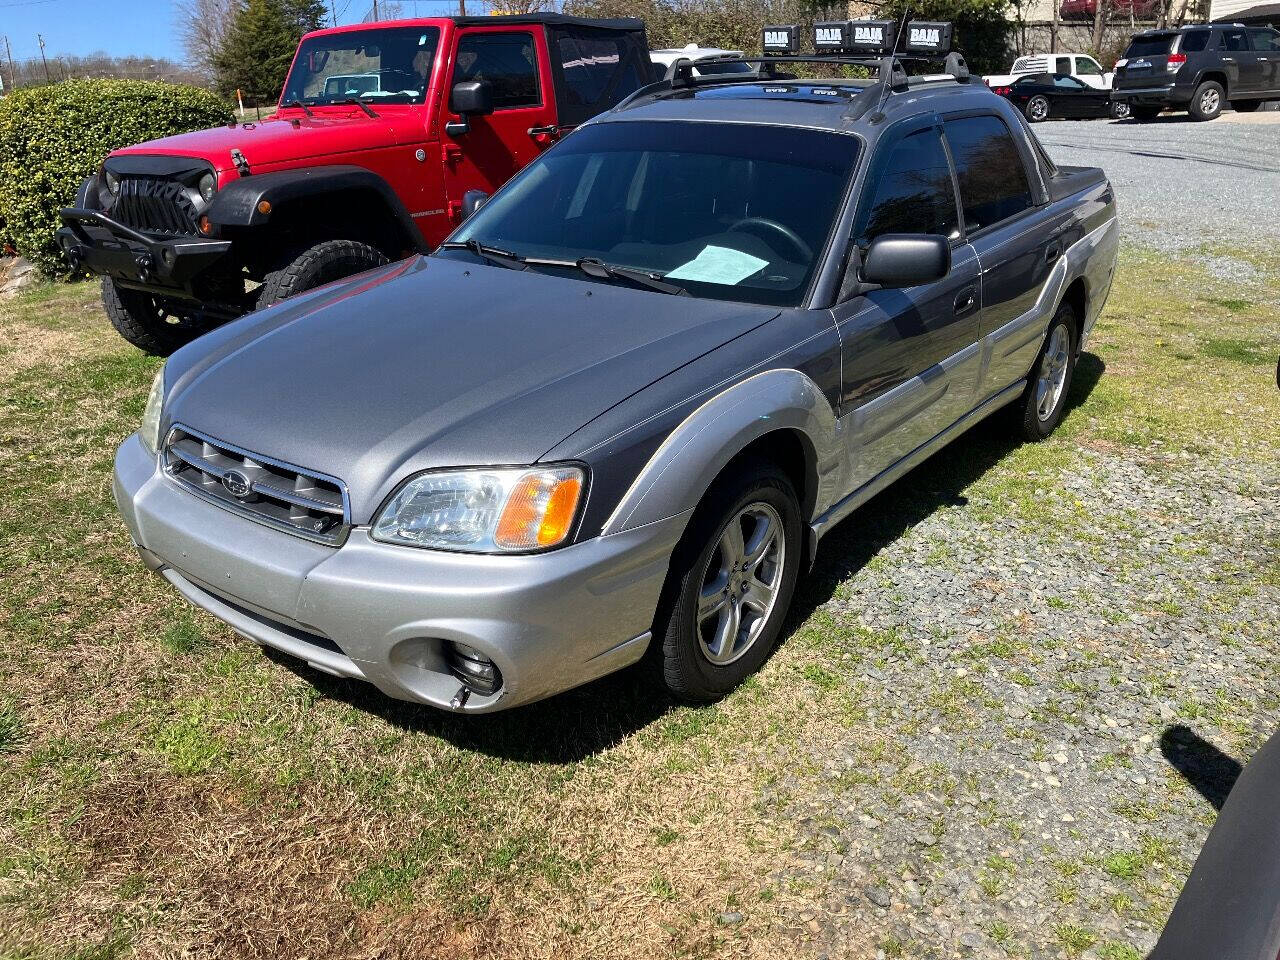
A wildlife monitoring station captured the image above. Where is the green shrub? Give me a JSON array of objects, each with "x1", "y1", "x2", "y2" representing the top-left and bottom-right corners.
[{"x1": 0, "y1": 79, "x2": 231, "y2": 277}]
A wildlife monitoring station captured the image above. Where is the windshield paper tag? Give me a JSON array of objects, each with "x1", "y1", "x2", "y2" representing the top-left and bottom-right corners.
[{"x1": 666, "y1": 246, "x2": 768, "y2": 285}]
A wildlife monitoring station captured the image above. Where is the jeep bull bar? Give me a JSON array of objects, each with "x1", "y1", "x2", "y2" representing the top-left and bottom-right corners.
[{"x1": 57, "y1": 208, "x2": 231, "y2": 292}]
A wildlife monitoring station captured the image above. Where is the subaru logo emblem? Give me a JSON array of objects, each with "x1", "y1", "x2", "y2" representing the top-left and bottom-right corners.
[{"x1": 222, "y1": 469, "x2": 251, "y2": 498}]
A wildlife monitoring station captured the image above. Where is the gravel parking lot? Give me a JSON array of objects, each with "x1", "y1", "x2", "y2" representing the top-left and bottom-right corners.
[{"x1": 1036, "y1": 117, "x2": 1280, "y2": 252}]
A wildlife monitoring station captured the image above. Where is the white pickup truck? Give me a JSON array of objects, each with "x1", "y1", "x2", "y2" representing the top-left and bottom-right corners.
[{"x1": 984, "y1": 52, "x2": 1114, "y2": 89}]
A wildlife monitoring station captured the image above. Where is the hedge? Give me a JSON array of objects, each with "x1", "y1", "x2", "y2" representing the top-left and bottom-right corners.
[{"x1": 0, "y1": 79, "x2": 232, "y2": 277}]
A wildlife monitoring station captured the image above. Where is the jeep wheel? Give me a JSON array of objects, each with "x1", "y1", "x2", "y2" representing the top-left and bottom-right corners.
[
  {"x1": 1109, "y1": 100, "x2": 1131, "y2": 120},
  {"x1": 1017, "y1": 303, "x2": 1077, "y2": 442},
  {"x1": 1025, "y1": 95, "x2": 1051, "y2": 122},
  {"x1": 656, "y1": 460, "x2": 801, "y2": 703},
  {"x1": 1230, "y1": 99, "x2": 1261, "y2": 113},
  {"x1": 256, "y1": 240, "x2": 389, "y2": 309},
  {"x1": 1131, "y1": 105, "x2": 1162, "y2": 121},
  {"x1": 102, "y1": 278, "x2": 216, "y2": 356},
  {"x1": 1188, "y1": 81, "x2": 1224, "y2": 121}
]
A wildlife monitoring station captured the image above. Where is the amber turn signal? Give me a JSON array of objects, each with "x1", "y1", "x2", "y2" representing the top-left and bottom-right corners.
[
  {"x1": 198, "y1": 215, "x2": 212, "y2": 235},
  {"x1": 494, "y1": 469, "x2": 584, "y2": 550},
  {"x1": 257, "y1": 200, "x2": 272, "y2": 215}
]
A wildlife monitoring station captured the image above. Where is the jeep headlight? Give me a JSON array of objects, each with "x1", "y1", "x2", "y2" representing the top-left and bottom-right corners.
[
  {"x1": 372, "y1": 466, "x2": 585, "y2": 553},
  {"x1": 139, "y1": 366, "x2": 165, "y2": 454},
  {"x1": 198, "y1": 171, "x2": 217, "y2": 203}
]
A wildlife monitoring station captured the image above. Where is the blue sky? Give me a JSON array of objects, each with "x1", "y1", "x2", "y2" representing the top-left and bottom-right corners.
[{"x1": 1, "y1": 0, "x2": 465, "y2": 64}]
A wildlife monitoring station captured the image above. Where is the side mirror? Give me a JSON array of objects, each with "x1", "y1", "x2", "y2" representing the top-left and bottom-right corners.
[
  {"x1": 450, "y1": 79, "x2": 493, "y2": 117},
  {"x1": 860, "y1": 234, "x2": 950, "y2": 288},
  {"x1": 461, "y1": 189, "x2": 489, "y2": 220}
]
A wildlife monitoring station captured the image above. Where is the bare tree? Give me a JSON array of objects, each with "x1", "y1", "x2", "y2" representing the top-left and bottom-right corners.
[{"x1": 176, "y1": 0, "x2": 237, "y2": 80}]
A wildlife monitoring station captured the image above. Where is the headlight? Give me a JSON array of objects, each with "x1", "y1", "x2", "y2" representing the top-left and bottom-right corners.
[
  {"x1": 139, "y1": 366, "x2": 165, "y2": 454},
  {"x1": 372, "y1": 466, "x2": 585, "y2": 553},
  {"x1": 198, "y1": 171, "x2": 217, "y2": 203},
  {"x1": 104, "y1": 170, "x2": 120, "y2": 196}
]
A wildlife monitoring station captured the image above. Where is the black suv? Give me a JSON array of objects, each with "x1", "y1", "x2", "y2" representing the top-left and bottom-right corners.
[{"x1": 1112, "y1": 23, "x2": 1280, "y2": 121}]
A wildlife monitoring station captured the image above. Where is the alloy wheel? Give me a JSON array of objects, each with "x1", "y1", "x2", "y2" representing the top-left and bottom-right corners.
[
  {"x1": 1036, "y1": 324, "x2": 1071, "y2": 422},
  {"x1": 696, "y1": 502, "x2": 785, "y2": 666},
  {"x1": 1200, "y1": 88, "x2": 1220, "y2": 114},
  {"x1": 1028, "y1": 96, "x2": 1049, "y2": 121}
]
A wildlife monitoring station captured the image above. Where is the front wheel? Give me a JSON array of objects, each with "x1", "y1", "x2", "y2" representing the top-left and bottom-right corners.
[
  {"x1": 256, "y1": 239, "x2": 389, "y2": 310},
  {"x1": 1016, "y1": 304, "x2": 1078, "y2": 442},
  {"x1": 1188, "y1": 81, "x2": 1224, "y2": 121},
  {"x1": 1230, "y1": 99, "x2": 1261, "y2": 113},
  {"x1": 102, "y1": 278, "x2": 217, "y2": 356},
  {"x1": 1025, "y1": 95, "x2": 1051, "y2": 122},
  {"x1": 656, "y1": 461, "x2": 802, "y2": 703}
]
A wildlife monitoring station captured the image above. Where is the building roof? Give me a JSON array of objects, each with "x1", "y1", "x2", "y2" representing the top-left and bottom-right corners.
[{"x1": 1213, "y1": 1, "x2": 1280, "y2": 19}]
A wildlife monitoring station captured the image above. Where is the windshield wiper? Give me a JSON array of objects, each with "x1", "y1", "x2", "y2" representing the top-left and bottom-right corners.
[
  {"x1": 281, "y1": 99, "x2": 314, "y2": 118},
  {"x1": 338, "y1": 97, "x2": 378, "y2": 118},
  {"x1": 574, "y1": 258, "x2": 689, "y2": 296},
  {"x1": 439, "y1": 239, "x2": 528, "y2": 271}
]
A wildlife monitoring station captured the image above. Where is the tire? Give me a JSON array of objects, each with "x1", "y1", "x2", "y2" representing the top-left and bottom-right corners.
[
  {"x1": 1025, "y1": 95, "x2": 1051, "y2": 122},
  {"x1": 256, "y1": 239, "x2": 388, "y2": 309},
  {"x1": 1109, "y1": 100, "x2": 1131, "y2": 120},
  {"x1": 1231, "y1": 99, "x2": 1261, "y2": 113},
  {"x1": 1016, "y1": 303, "x2": 1078, "y2": 442},
  {"x1": 1188, "y1": 81, "x2": 1224, "y2": 121},
  {"x1": 1131, "y1": 105, "x2": 1162, "y2": 121},
  {"x1": 656, "y1": 460, "x2": 802, "y2": 703},
  {"x1": 102, "y1": 278, "x2": 217, "y2": 356}
]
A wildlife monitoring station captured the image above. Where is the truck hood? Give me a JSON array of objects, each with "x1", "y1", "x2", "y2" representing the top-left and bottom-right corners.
[
  {"x1": 111, "y1": 110, "x2": 415, "y2": 175},
  {"x1": 164, "y1": 256, "x2": 780, "y2": 523}
]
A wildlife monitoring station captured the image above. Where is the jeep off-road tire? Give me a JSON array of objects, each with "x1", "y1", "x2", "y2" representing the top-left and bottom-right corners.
[
  {"x1": 1188, "y1": 81, "x2": 1225, "y2": 121},
  {"x1": 1230, "y1": 99, "x2": 1261, "y2": 113},
  {"x1": 655, "y1": 460, "x2": 802, "y2": 703},
  {"x1": 1016, "y1": 302, "x2": 1078, "y2": 442},
  {"x1": 1131, "y1": 105, "x2": 1162, "y2": 121},
  {"x1": 256, "y1": 240, "x2": 388, "y2": 309},
  {"x1": 102, "y1": 278, "x2": 216, "y2": 357}
]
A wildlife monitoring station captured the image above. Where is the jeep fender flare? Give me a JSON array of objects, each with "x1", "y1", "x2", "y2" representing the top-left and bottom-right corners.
[
  {"x1": 600, "y1": 369, "x2": 842, "y2": 538},
  {"x1": 205, "y1": 165, "x2": 429, "y2": 254}
]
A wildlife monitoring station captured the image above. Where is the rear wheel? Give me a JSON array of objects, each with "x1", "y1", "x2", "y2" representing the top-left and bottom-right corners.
[
  {"x1": 102, "y1": 278, "x2": 216, "y2": 356},
  {"x1": 1231, "y1": 99, "x2": 1261, "y2": 113},
  {"x1": 1131, "y1": 105, "x2": 1162, "y2": 121},
  {"x1": 1110, "y1": 100, "x2": 1131, "y2": 120},
  {"x1": 1188, "y1": 81, "x2": 1224, "y2": 121},
  {"x1": 1025, "y1": 95, "x2": 1051, "y2": 122},
  {"x1": 256, "y1": 239, "x2": 389, "y2": 310},
  {"x1": 656, "y1": 461, "x2": 802, "y2": 703},
  {"x1": 1016, "y1": 304, "x2": 1078, "y2": 441}
]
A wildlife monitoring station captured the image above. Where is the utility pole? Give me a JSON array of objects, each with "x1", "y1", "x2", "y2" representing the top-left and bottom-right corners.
[
  {"x1": 37, "y1": 33, "x2": 50, "y2": 84},
  {"x1": 372, "y1": 0, "x2": 379, "y2": 20},
  {"x1": 2, "y1": 36, "x2": 16, "y2": 92},
  {"x1": 459, "y1": 0, "x2": 467, "y2": 15}
]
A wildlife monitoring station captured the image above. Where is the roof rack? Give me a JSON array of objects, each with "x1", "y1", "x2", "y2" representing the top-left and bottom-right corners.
[{"x1": 658, "y1": 50, "x2": 969, "y2": 90}]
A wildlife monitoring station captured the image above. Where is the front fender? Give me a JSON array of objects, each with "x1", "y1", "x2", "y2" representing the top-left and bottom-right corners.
[
  {"x1": 205, "y1": 165, "x2": 427, "y2": 253},
  {"x1": 600, "y1": 369, "x2": 841, "y2": 537}
]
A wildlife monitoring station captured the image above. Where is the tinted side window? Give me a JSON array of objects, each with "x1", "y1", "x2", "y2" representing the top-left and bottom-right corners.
[
  {"x1": 1219, "y1": 29, "x2": 1249, "y2": 52},
  {"x1": 1055, "y1": 56, "x2": 1072, "y2": 73},
  {"x1": 1054, "y1": 75, "x2": 1087, "y2": 89},
  {"x1": 1249, "y1": 28, "x2": 1280, "y2": 51},
  {"x1": 856, "y1": 128, "x2": 958, "y2": 245},
  {"x1": 454, "y1": 32, "x2": 540, "y2": 110},
  {"x1": 944, "y1": 116, "x2": 1034, "y2": 232},
  {"x1": 557, "y1": 34, "x2": 624, "y2": 105},
  {"x1": 1076, "y1": 57, "x2": 1104, "y2": 75},
  {"x1": 1181, "y1": 30, "x2": 1210, "y2": 52}
]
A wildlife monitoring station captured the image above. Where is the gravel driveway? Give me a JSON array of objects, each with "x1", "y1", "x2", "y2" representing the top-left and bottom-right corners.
[{"x1": 1036, "y1": 118, "x2": 1280, "y2": 251}]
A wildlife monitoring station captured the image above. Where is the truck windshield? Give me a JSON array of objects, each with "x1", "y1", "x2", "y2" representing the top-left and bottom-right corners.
[
  {"x1": 282, "y1": 27, "x2": 440, "y2": 106},
  {"x1": 445, "y1": 120, "x2": 860, "y2": 307}
]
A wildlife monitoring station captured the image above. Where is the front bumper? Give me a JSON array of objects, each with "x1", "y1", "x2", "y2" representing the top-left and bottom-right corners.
[
  {"x1": 113, "y1": 434, "x2": 685, "y2": 712},
  {"x1": 57, "y1": 208, "x2": 231, "y2": 295}
]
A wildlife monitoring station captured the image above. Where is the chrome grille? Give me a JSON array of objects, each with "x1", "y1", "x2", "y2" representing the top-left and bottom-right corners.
[
  {"x1": 112, "y1": 177, "x2": 200, "y2": 235},
  {"x1": 163, "y1": 425, "x2": 350, "y2": 544}
]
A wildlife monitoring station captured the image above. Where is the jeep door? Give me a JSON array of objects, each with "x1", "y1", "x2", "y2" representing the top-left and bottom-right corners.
[
  {"x1": 945, "y1": 112, "x2": 1071, "y2": 402},
  {"x1": 440, "y1": 25, "x2": 557, "y2": 224},
  {"x1": 832, "y1": 118, "x2": 982, "y2": 489}
]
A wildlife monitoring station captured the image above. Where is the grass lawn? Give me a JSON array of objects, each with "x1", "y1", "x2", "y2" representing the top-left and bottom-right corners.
[{"x1": 1, "y1": 248, "x2": 1277, "y2": 959}]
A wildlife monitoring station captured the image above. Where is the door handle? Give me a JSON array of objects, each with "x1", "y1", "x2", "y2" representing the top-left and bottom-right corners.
[
  {"x1": 954, "y1": 288, "x2": 978, "y2": 315},
  {"x1": 1045, "y1": 242, "x2": 1062, "y2": 264},
  {"x1": 1223, "y1": 57, "x2": 1235, "y2": 62}
]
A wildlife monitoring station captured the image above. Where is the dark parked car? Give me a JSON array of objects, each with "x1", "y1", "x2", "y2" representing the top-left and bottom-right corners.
[
  {"x1": 111, "y1": 28, "x2": 1118, "y2": 712},
  {"x1": 992, "y1": 72, "x2": 1130, "y2": 120},
  {"x1": 1112, "y1": 22, "x2": 1280, "y2": 120}
]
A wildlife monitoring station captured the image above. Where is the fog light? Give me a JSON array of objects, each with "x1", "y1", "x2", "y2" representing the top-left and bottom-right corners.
[
  {"x1": 444, "y1": 641, "x2": 502, "y2": 695},
  {"x1": 198, "y1": 215, "x2": 212, "y2": 235}
]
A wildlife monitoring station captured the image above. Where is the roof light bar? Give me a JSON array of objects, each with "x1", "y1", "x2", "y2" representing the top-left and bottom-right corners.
[
  {"x1": 761, "y1": 24, "x2": 800, "y2": 55},
  {"x1": 761, "y1": 19, "x2": 954, "y2": 58}
]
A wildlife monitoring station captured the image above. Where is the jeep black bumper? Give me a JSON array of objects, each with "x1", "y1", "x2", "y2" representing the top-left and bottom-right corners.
[{"x1": 57, "y1": 208, "x2": 232, "y2": 294}]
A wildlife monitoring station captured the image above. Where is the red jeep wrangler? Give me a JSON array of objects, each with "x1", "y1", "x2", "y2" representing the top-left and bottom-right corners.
[{"x1": 57, "y1": 14, "x2": 652, "y2": 354}]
